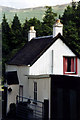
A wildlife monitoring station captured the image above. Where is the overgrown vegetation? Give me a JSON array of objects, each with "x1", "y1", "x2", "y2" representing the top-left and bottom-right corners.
[
  {"x1": 2, "y1": 1, "x2": 80, "y2": 79},
  {"x1": 61, "y1": 1, "x2": 80, "y2": 55}
]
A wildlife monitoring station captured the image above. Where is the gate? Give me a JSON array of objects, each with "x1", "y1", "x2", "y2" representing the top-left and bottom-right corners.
[{"x1": 16, "y1": 95, "x2": 44, "y2": 120}]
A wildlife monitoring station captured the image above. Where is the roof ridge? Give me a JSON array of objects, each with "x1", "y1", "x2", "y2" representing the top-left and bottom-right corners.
[{"x1": 33, "y1": 35, "x2": 53, "y2": 40}]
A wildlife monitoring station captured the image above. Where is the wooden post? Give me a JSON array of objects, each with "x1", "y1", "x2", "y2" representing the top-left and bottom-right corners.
[{"x1": 44, "y1": 99, "x2": 49, "y2": 120}]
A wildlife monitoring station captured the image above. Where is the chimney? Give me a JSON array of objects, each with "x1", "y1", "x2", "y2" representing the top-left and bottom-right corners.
[
  {"x1": 53, "y1": 19, "x2": 63, "y2": 37},
  {"x1": 28, "y1": 26, "x2": 36, "y2": 41}
]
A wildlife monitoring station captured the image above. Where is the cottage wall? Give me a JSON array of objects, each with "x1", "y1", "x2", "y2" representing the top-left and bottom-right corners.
[
  {"x1": 7, "y1": 85, "x2": 19, "y2": 112},
  {"x1": 28, "y1": 75, "x2": 51, "y2": 118},
  {"x1": 6, "y1": 65, "x2": 29, "y2": 112},
  {"x1": 30, "y1": 38, "x2": 79, "y2": 76}
]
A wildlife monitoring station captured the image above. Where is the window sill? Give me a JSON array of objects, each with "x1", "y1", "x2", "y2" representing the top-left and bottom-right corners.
[{"x1": 65, "y1": 72, "x2": 76, "y2": 74}]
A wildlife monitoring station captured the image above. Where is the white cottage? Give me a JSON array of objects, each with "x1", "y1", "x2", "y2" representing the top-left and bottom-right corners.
[{"x1": 5, "y1": 19, "x2": 80, "y2": 119}]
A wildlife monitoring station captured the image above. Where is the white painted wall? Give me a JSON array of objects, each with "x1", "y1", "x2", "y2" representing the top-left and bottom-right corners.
[
  {"x1": 30, "y1": 38, "x2": 79, "y2": 76},
  {"x1": 28, "y1": 76, "x2": 50, "y2": 101},
  {"x1": 6, "y1": 65, "x2": 29, "y2": 112},
  {"x1": 7, "y1": 85, "x2": 19, "y2": 112},
  {"x1": 28, "y1": 75, "x2": 51, "y2": 118}
]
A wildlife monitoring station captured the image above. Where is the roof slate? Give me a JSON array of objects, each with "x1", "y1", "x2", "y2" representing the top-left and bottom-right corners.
[{"x1": 7, "y1": 33, "x2": 80, "y2": 66}]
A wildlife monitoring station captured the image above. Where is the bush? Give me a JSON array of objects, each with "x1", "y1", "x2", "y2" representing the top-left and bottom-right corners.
[{"x1": 7, "y1": 103, "x2": 16, "y2": 118}]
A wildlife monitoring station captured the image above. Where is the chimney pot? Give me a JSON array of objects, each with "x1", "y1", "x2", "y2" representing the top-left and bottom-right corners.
[
  {"x1": 30, "y1": 26, "x2": 34, "y2": 31},
  {"x1": 56, "y1": 19, "x2": 60, "y2": 23},
  {"x1": 28, "y1": 26, "x2": 36, "y2": 41}
]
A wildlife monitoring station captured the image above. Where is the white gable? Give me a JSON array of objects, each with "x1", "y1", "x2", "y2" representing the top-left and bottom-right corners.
[{"x1": 30, "y1": 38, "x2": 76, "y2": 75}]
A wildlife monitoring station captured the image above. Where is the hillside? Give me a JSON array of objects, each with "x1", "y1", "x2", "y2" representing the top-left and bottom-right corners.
[{"x1": 0, "y1": 3, "x2": 71, "y2": 24}]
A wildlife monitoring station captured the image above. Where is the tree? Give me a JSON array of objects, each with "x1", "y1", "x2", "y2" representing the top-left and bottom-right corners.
[
  {"x1": 11, "y1": 14, "x2": 23, "y2": 49},
  {"x1": 61, "y1": 1, "x2": 80, "y2": 54},
  {"x1": 22, "y1": 18, "x2": 28, "y2": 42},
  {"x1": 63, "y1": 21, "x2": 78, "y2": 45},
  {"x1": 76, "y1": 1, "x2": 80, "y2": 37},
  {"x1": 2, "y1": 14, "x2": 12, "y2": 77},
  {"x1": 2, "y1": 14, "x2": 11, "y2": 54},
  {"x1": 42, "y1": 6, "x2": 57, "y2": 36},
  {"x1": 72, "y1": 1, "x2": 76, "y2": 10},
  {"x1": 61, "y1": 5, "x2": 76, "y2": 25},
  {"x1": 28, "y1": 17, "x2": 42, "y2": 37}
]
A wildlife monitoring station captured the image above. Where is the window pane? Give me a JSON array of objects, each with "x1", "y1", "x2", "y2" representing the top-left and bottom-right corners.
[
  {"x1": 34, "y1": 82, "x2": 37, "y2": 100},
  {"x1": 34, "y1": 82, "x2": 37, "y2": 91},
  {"x1": 67, "y1": 58, "x2": 71, "y2": 72},
  {"x1": 71, "y1": 58, "x2": 74, "y2": 72},
  {"x1": 34, "y1": 92, "x2": 37, "y2": 100},
  {"x1": 64, "y1": 57, "x2": 76, "y2": 73}
]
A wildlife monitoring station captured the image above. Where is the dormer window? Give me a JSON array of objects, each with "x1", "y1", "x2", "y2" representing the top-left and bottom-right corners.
[{"x1": 63, "y1": 57, "x2": 77, "y2": 75}]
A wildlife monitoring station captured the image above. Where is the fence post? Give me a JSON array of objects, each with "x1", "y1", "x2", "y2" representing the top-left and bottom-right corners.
[
  {"x1": 16, "y1": 95, "x2": 18, "y2": 104},
  {"x1": 44, "y1": 99, "x2": 49, "y2": 120}
]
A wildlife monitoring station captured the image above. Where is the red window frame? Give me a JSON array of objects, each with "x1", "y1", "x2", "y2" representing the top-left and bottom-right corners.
[{"x1": 63, "y1": 57, "x2": 77, "y2": 75}]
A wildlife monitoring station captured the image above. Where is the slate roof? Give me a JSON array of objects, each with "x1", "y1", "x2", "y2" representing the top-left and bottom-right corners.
[{"x1": 7, "y1": 33, "x2": 80, "y2": 66}]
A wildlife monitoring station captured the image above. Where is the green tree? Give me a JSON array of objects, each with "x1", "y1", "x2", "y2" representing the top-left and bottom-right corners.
[
  {"x1": 11, "y1": 14, "x2": 23, "y2": 49},
  {"x1": 61, "y1": 1, "x2": 80, "y2": 54},
  {"x1": 42, "y1": 6, "x2": 57, "y2": 36},
  {"x1": 2, "y1": 14, "x2": 11, "y2": 55},
  {"x1": 28, "y1": 17, "x2": 42, "y2": 37},
  {"x1": 63, "y1": 21, "x2": 78, "y2": 45},
  {"x1": 22, "y1": 18, "x2": 28, "y2": 42},
  {"x1": 2, "y1": 14, "x2": 12, "y2": 77},
  {"x1": 72, "y1": 1, "x2": 76, "y2": 10},
  {"x1": 76, "y1": 1, "x2": 80, "y2": 37},
  {"x1": 61, "y1": 5, "x2": 76, "y2": 25}
]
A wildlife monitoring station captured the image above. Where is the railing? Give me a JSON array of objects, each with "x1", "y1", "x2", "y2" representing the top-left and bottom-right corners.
[{"x1": 16, "y1": 95, "x2": 44, "y2": 120}]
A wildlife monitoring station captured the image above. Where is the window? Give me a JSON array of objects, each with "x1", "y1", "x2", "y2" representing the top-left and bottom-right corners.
[
  {"x1": 63, "y1": 57, "x2": 77, "y2": 75},
  {"x1": 19, "y1": 85, "x2": 23, "y2": 101},
  {"x1": 34, "y1": 82, "x2": 37, "y2": 101},
  {"x1": 19, "y1": 85, "x2": 23, "y2": 97}
]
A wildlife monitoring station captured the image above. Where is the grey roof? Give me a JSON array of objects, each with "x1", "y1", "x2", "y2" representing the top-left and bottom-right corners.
[{"x1": 7, "y1": 33, "x2": 80, "y2": 66}]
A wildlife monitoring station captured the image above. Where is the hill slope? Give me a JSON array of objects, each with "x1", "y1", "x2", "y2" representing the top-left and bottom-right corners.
[{"x1": 0, "y1": 3, "x2": 71, "y2": 24}]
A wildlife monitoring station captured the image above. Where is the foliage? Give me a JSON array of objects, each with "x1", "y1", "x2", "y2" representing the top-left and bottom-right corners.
[
  {"x1": 2, "y1": 14, "x2": 12, "y2": 76},
  {"x1": 22, "y1": 18, "x2": 28, "y2": 42},
  {"x1": 11, "y1": 14, "x2": 23, "y2": 49},
  {"x1": 61, "y1": 1, "x2": 80, "y2": 54},
  {"x1": 2, "y1": 14, "x2": 11, "y2": 55},
  {"x1": 42, "y1": 6, "x2": 57, "y2": 36},
  {"x1": 28, "y1": 17, "x2": 42, "y2": 37}
]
